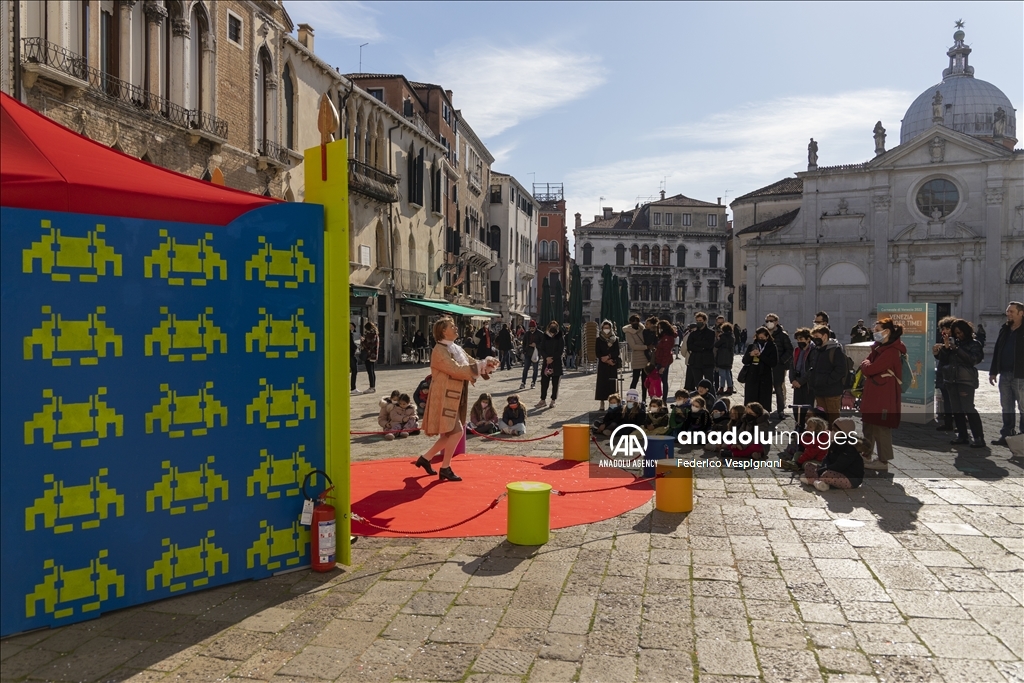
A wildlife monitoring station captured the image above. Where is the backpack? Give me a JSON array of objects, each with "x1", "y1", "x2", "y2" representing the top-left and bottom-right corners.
[
  {"x1": 899, "y1": 352, "x2": 914, "y2": 394},
  {"x1": 828, "y1": 346, "x2": 856, "y2": 390}
]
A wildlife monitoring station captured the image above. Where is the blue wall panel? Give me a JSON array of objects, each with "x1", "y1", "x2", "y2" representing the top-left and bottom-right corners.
[{"x1": 1, "y1": 204, "x2": 325, "y2": 636}]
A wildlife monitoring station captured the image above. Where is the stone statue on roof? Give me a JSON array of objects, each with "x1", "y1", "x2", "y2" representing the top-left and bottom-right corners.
[
  {"x1": 873, "y1": 121, "x2": 886, "y2": 156},
  {"x1": 808, "y1": 138, "x2": 818, "y2": 169},
  {"x1": 932, "y1": 91, "x2": 943, "y2": 123},
  {"x1": 994, "y1": 107, "x2": 1006, "y2": 138}
]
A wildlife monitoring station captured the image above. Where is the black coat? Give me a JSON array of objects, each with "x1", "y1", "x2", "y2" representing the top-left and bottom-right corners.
[
  {"x1": 496, "y1": 328, "x2": 514, "y2": 351},
  {"x1": 808, "y1": 341, "x2": 847, "y2": 398},
  {"x1": 594, "y1": 335, "x2": 620, "y2": 401},
  {"x1": 538, "y1": 331, "x2": 565, "y2": 377},
  {"x1": 686, "y1": 326, "x2": 716, "y2": 369},
  {"x1": 771, "y1": 327, "x2": 794, "y2": 370},
  {"x1": 938, "y1": 338, "x2": 984, "y2": 388},
  {"x1": 989, "y1": 323, "x2": 1024, "y2": 380},
  {"x1": 714, "y1": 332, "x2": 734, "y2": 369},
  {"x1": 742, "y1": 340, "x2": 778, "y2": 407},
  {"x1": 819, "y1": 443, "x2": 864, "y2": 488}
]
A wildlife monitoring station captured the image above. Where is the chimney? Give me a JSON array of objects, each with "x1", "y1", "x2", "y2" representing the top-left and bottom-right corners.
[
  {"x1": 445, "y1": 89, "x2": 453, "y2": 104},
  {"x1": 602, "y1": 207, "x2": 613, "y2": 219},
  {"x1": 717, "y1": 197, "x2": 721, "y2": 205},
  {"x1": 298, "y1": 24, "x2": 314, "y2": 52},
  {"x1": 574, "y1": 212, "x2": 582, "y2": 229},
  {"x1": 660, "y1": 190, "x2": 665, "y2": 200}
]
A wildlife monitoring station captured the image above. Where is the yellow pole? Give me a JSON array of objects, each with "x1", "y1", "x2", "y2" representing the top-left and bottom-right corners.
[{"x1": 303, "y1": 138, "x2": 350, "y2": 565}]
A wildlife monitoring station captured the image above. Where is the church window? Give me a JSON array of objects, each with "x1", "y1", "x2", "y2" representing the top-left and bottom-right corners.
[
  {"x1": 1010, "y1": 260, "x2": 1024, "y2": 284},
  {"x1": 916, "y1": 178, "x2": 959, "y2": 219}
]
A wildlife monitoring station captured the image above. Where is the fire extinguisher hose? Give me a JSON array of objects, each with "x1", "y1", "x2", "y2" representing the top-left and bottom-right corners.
[{"x1": 302, "y1": 470, "x2": 335, "y2": 502}]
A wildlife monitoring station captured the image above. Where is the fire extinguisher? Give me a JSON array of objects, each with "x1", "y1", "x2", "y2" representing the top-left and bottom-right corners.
[{"x1": 301, "y1": 470, "x2": 336, "y2": 572}]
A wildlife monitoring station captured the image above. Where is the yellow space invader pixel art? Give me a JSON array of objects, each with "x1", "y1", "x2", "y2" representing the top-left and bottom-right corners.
[
  {"x1": 146, "y1": 530, "x2": 228, "y2": 592},
  {"x1": 247, "y1": 521, "x2": 308, "y2": 570},
  {"x1": 26, "y1": 550, "x2": 124, "y2": 619},
  {"x1": 146, "y1": 381, "x2": 227, "y2": 438},
  {"x1": 147, "y1": 455, "x2": 228, "y2": 515},
  {"x1": 145, "y1": 307, "x2": 227, "y2": 362},
  {"x1": 26, "y1": 469, "x2": 124, "y2": 534},
  {"x1": 22, "y1": 220, "x2": 122, "y2": 283},
  {"x1": 24, "y1": 306, "x2": 123, "y2": 367},
  {"x1": 144, "y1": 230, "x2": 227, "y2": 286},
  {"x1": 245, "y1": 308, "x2": 315, "y2": 359},
  {"x1": 246, "y1": 377, "x2": 316, "y2": 429},
  {"x1": 25, "y1": 388, "x2": 124, "y2": 449},
  {"x1": 247, "y1": 445, "x2": 315, "y2": 499},
  {"x1": 245, "y1": 236, "x2": 315, "y2": 289}
]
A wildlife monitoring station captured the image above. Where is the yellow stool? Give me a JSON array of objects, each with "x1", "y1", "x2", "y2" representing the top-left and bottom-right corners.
[
  {"x1": 506, "y1": 481, "x2": 551, "y2": 545},
  {"x1": 655, "y1": 460, "x2": 693, "y2": 513},
  {"x1": 562, "y1": 424, "x2": 590, "y2": 462}
]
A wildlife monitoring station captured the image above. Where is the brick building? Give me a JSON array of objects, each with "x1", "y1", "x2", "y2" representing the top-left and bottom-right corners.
[{"x1": 534, "y1": 183, "x2": 567, "y2": 320}]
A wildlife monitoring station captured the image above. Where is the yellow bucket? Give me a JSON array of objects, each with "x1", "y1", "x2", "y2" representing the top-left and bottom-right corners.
[
  {"x1": 562, "y1": 424, "x2": 590, "y2": 461},
  {"x1": 655, "y1": 460, "x2": 693, "y2": 513},
  {"x1": 506, "y1": 481, "x2": 551, "y2": 545}
]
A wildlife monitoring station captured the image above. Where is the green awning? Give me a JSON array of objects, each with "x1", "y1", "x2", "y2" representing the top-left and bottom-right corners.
[
  {"x1": 401, "y1": 299, "x2": 499, "y2": 318},
  {"x1": 351, "y1": 286, "x2": 378, "y2": 297}
]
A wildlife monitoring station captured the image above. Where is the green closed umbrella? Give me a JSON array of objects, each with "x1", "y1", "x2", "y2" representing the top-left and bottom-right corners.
[
  {"x1": 610, "y1": 275, "x2": 622, "y2": 333},
  {"x1": 539, "y1": 277, "x2": 552, "y2": 328},
  {"x1": 551, "y1": 276, "x2": 564, "y2": 325},
  {"x1": 619, "y1": 278, "x2": 630, "y2": 332},
  {"x1": 599, "y1": 263, "x2": 615, "y2": 323},
  {"x1": 567, "y1": 264, "x2": 583, "y2": 360}
]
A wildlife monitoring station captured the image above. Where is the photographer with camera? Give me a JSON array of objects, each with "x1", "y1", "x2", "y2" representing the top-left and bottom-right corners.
[{"x1": 937, "y1": 319, "x2": 986, "y2": 448}]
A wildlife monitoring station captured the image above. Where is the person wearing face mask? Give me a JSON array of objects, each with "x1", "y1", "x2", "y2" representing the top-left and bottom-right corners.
[
  {"x1": 789, "y1": 328, "x2": 815, "y2": 431},
  {"x1": 536, "y1": 321, "x2": 565, "y2": 408},
  {"x1": 937, "y1": 319, "x2": 986, "y2": 448},
  {"x1": 714, "y1": 322, "x2": 735, "y2": 395},
  {"x1": 685, "y1": 312, "x2": 717, "y2": 390},
  {"x1": 625, "y1": 314, "x2": 650, "y2": 400},
  {"x1": 620, "y1": 389, "x2": 646, "y2": 426},
  {"x1": 932, "y1": 317, "x2": 956, "y2": 432},
  {"x1": 468, "y1": 393, "x2": 500, "y2": 434},
  {"x1": 765, "y1": 314, "x2": 794, "y2": 419},
  {"x1": 653, "y1": 320, "x2": 678, "y2": 400},
  {"x1": 592, "y1": 393, "x2": 623, "y2": 436},
  {"x1": 857, "y1": 318, "x2": 907, "y2": 470},
  {"x1": 741, "y1": 326, "x2": 778, "y2": 409},
  {"x1": 595, "y1": 320, "x2": 621, "y2": 411},
  {"x1": 806, "y1": 324, "x2": 847, "y2": 426}
]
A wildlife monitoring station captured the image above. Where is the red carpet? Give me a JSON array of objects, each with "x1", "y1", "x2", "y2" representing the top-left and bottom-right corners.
[{"x1": 351, "y1": 455, "x2": 654, "y2": 538}]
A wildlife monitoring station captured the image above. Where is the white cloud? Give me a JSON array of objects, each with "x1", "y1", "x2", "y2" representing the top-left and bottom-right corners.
[
  {"x1": 288, "y1": 1, "x2": 383, "y2": 43},
  {"x1": 421, "y1": 43, "x2": 605, "y2": 138},
  {"x1": 565, "y1": 88, "x2": 913, "y2": 244}
]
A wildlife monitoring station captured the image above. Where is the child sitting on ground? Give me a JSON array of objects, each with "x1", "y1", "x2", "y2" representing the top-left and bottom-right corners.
[
  {"x1": 801, "y1": 418, "x2": 865, "y2": 491},
  {"x1": 683, "y1": 396, "x2": 712, "y2": 433},
  {"x1": 667, "y1": 390, "x2": 691, "y2": 437},
  {"x1": 794, "y1": 417, "x2": 830, "y2": 466},
  {"x1": 709, "y1": 399, "x2": 730, "y2": 430},
  {"x1": 620, "y1": 389, "x2": 647, "y2": 427},
  {"x1": 385, "y1": 393, "x2": 419, "y2": 439},
  {"x1": 592, "y1": 393, "x2": 623, "y2": 436},
  {"x1": 724, "y1": 402, "x2": 771, "y2": 460},
  {"x1": 413, "y1": 375, "x2": 431, "y2": 414},
  {"x1": 705, "y1": 404, "x2": 745, "y2": 454},
  {"x1": 695, "y1": 379, "x2": 717, "y2": 410},
  {"x1": 378, "y1": 390, "x2": 401, "y2": 430},
  {"x1": 468, "y1": 393, "x2": 500, "y2": 434},
  {"x1": 644, "y1": 362, "x2": 664, "y2": 400},
  {"x1": 500, "y1": 394, "x2": 527, "y2": 435},
  {"x1": 645, "y1": 398, "x2": 670, "y2": 435}
]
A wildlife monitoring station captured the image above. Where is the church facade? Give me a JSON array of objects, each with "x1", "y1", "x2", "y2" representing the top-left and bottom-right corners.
[{"x1": 742, "y1": 26, "x2": 1023, "y2": 342}]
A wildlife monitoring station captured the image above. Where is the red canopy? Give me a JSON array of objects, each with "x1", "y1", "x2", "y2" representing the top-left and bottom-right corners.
[{"x1": 0, "y1": 92, "x2": 279, "y2": 225}]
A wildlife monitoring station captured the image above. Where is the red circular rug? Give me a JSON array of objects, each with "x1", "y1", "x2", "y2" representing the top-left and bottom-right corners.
[{"x1": 350, "y1": 455, "x2": 654, "y2": 538}]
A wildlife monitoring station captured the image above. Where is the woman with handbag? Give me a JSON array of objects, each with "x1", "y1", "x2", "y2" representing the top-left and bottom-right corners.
[
  {"x1": 937, "y1": 319, "x2": 986, "y2": 448},
  {"x1": 594, "y1": 320, "x2": 621, "y2": 410},
  {"x1": 360, "y1": 322, "x2": 379, "y2": 394},
  {"x1": 858, "y1": 318, "x2": 906, "y2": 471},
  {"x1": 416, "y1": 317, "x2": 498, "y2": 481}
]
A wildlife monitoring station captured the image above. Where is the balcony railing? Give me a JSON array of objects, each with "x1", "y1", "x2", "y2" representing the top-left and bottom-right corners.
[
  {"x1": 21, "y1": 38, "x2": 228, "y2": 141},
  {"x1": 462, "y1": 234, "x2": 497, "y2": 266},
  {"x1": 257, "y1": 139, "x2": 291, "y2": 167},
  {"x1": 518, "y1": 261, "x2": 536, "y2": 279},
  {"x1": 348, "y1": 158, "x2": 400, "y2": 203},
  {"x1": 467, "y1": 172, "x2": 482, "y2": 194},
  {"x1": 395, "y1": 268, "x2": 426, "y2": 296}
]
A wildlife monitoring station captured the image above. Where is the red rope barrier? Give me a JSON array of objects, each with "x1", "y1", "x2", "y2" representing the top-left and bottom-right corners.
[
  {"x1": 350, "y1": 427, "x2": 422, "y2": 436},
  {"x1": 351, "y1": 493, "x2": 506, "y2": 535},
  {"x1": 553, "y1": 473, "x2": 663, "y2": 496},
  {"x1": 468, "y1": 428, "x2": 560, "y2": 443}
]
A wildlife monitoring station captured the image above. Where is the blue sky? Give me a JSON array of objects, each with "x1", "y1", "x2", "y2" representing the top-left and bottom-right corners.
[{"x1": 290, "y1": 1, "x2": 1023, "y2": 228}]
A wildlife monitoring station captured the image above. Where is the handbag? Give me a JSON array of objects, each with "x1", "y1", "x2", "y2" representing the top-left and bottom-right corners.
[
  {"x1": 737, "y1": 365, "x2": 750, "y2": 384},
  {"x1": 532, "y1": 348, "x2": 540, "y2": 364}
]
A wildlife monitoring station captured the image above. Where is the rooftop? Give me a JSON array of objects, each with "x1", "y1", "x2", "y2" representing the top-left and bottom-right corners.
[
  {"x1": 650, "y1": 193, "x2": 721, "y2": 208},
  {"x1": 735, "y1": 208, "x2": 800, "y2": 236},
  {"x1": 732, "y1": 177, "x2": 804, "y2": 204}
]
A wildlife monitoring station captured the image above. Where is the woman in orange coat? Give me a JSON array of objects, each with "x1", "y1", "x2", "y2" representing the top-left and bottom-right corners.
[{"x1": 416, "y1": 317, "x2": 498, "y2": 481}]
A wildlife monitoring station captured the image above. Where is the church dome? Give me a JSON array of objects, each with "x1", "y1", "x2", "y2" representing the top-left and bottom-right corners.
[{"x1": 900, "y1": 24, "x2": 1016, "y2": 145}]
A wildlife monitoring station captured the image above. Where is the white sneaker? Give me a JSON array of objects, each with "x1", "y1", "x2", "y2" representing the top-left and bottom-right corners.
[
  {"x1": 814, "y1": 480, "x2": 830, "y2": 492},
  {"x1": 799, "y1": 476, "x2": 811, "y2": 486},
  {"x1": 351, "y1": 389, "x2": 362, "y2": 395},
  {"x1": 864, "y1": 460, "x2": 889, "y2": 471}
]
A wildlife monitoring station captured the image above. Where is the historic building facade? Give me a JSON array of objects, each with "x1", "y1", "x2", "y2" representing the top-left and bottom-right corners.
[
  {"x1": 6, "y1": 0, "x2": 295, "y2": 196},
  {"x1": 574, "y1": 194, "x2": 729, "y2": 325},
  {"x1": 535, "y1": 183, "x2": 568, "y2": 318},
  {"x1": 743, "y1": 26, "x2": 1023, "y2": 342},
  {"x1": 488, "y1": 173, "x2": 538, "y2": 324}
]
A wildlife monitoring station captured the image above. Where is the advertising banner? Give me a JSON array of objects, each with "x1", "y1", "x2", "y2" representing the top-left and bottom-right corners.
[{"x1": 877, "y1": 303, "x2": 936, "y2": 423}]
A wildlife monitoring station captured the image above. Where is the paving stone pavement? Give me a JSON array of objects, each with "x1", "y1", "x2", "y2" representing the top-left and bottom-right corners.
[{"x1": 2, "y1": 359, "x2": 1022, "y2": 682}]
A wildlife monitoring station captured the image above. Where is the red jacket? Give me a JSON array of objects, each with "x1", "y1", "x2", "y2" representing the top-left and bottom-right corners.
[
  {"x1": 859, "y1": 340, "x2": 906, "y2": 429},
  {"x1": 796, "y1": 441, "x2": 829, "y2": 465},
  {"x1": 654, "y1": 331, "x2": 676, "y2": 368}
]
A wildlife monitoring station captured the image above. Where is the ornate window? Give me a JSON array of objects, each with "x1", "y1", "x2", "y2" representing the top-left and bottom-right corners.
[
  {"x1": 916, "y1": 178, "x2": 959, "y2": 219},
  {"x1": 652, "y1": 246, "x2": 660, "y2": 266},
  {"x1": 676, "y1": 245, "x2": 686, "y2": 268},
  {"x1": 708, "y1": 246, "x2": 719, "y2": 269},
  {"x1": 661, "y1": 281, "x2": 670, "y2": 302},
  {"x1": 675, "y1": 281, "x2": 686, "y2": 301},
  {"x1": 1010, "y1": 259, "x2": 1024, "y2": 284},
  {"x1": 631, "y1": 280, "x2": 640, "y2": 300},
  {"x1": 641, "y1": 245, "x2": 650, "y2": 265},
  {"x1": 582, "y1": 243, "x2": 593, "y2": 266},
  {"x1": 641, "y1": 281, "x2": 650, "y2": 301},
  {"x1": 283, "y1": 63, "x2": 295, "y2": 149},
  {"x1": 582, "y1": 278, "x2": 592, "y2": 301},
  {"x1": 550, "y1": 241, "x2": 558, "y2": 262},
  {"x1": 630, "y1": 245, "x2": 639, "y2": 265},
  {"x1": 488, "y1": 225, "x2": 501, "y2": 255},
  {"x1": 615, "y1": 244, "x2": 626, "y2": 266},
  {"x1": 539, "y1": 240, "x2": 549, "y2": 261}
]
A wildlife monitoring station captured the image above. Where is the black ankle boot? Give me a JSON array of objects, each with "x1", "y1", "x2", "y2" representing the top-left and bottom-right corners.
[
  {"x1": 415, "y1": 456, "x2": 436, "y2": 475},
  {"x1": 438, "y1": 467, "x2": 462, "y2": 482}
]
